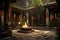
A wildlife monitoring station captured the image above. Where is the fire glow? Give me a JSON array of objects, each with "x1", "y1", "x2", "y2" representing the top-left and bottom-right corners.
[
  {"x1": 22, "y1": 22, "x2": 28, "y2": 28},
  {"x1": 18, "y1": 22, "x2": 34, "y2": 33}
]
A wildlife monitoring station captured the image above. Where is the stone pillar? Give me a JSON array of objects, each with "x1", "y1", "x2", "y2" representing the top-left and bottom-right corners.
[
  {"x1": 0, "y1": 0, "x2": 11, "y2": 38},
  {"x1": 56, "y1": 12, "x2": 60, "y2": 40},
  {"x1": 4, "y1": 1, "x2": 9, "y2": 30},
  {"x1": 0, "y1": 10, "x2": 2, "y2": 32},
  {"x1": 45, "y1": 8, "x2": 49, "y2": 29}
]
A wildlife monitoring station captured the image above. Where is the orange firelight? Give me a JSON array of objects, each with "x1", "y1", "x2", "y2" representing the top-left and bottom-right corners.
[{"x1": 22, "y1": 22, "x2": 28, "y2": 28}]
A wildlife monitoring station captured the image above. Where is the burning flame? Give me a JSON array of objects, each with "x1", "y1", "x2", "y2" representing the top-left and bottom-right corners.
[{"x1": 22, "y1": 22, "x2": 28, "y2": 28}]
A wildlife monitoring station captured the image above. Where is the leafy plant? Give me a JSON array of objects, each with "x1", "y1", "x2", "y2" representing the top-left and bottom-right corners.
[{"x1": 31, "y1": 0, "x2": 43, "y2": 7}]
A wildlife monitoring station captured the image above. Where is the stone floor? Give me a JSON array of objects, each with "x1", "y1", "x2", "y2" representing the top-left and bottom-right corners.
[
  {"x1": 11, "y1": 29, "x2": 56, "y2": 40},
  {"x1": 0, "y1": 27, "x2": 57, "y2": 40}
]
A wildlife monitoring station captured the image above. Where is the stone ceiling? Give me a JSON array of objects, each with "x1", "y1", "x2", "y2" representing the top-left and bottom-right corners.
[{"x1": 10, "y1": 0, "x2": 56, "y2": 10}]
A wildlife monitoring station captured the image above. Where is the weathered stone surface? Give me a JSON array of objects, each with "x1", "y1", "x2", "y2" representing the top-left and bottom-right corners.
[{"x1": 12, "y1": 29, "x2": 56, "y2": 40}]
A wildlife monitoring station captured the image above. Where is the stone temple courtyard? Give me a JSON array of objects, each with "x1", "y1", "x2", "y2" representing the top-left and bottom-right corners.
[
  {"x1": 0, "y1": 27, "x2": 57, "y2": 40},
  {"x1": 0, "y1": 0, "x2": 60, "y2": 40}
]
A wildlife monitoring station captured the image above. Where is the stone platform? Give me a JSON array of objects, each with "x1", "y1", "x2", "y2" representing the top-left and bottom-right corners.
[{"x1": 12, "y1": 29, "x2": 56, "y2": 40}]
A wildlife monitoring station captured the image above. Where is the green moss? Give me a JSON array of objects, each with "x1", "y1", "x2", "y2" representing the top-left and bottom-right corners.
[{"x1": 31, "y1": 0, "x2": 43, "y2": 7}]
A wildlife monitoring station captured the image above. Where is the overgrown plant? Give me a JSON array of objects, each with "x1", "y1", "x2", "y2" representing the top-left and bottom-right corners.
[{"x1": 31, "y1": 0, "x2": 43, "y2": 7}]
